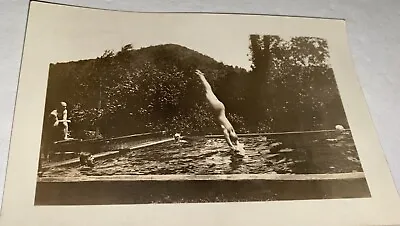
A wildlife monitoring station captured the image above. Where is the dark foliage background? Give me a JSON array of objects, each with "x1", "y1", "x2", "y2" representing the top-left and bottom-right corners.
[{"x1": 43, "y1": 35, "x2": 349, "y2": 139}]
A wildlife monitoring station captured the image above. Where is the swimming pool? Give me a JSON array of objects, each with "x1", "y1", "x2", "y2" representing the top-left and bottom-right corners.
[{"x1": 41, "y1": 131, "x2": 363, "y2": 178}]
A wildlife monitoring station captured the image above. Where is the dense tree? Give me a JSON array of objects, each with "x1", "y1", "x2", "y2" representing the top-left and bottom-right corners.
[{"x1": 43, "y1": 37, "x2": 349, "y2": 140}]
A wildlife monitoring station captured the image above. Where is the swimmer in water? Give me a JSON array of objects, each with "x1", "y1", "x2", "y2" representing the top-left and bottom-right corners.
[
  {"x1": 195, "y1": 69, "x2": 244, "y2": 153},
  {"x1": 174, "y1": 133, "x2": 188, "y2": 143}
]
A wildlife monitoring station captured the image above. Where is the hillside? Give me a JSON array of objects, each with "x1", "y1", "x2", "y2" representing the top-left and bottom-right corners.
[{"x1": 44, "y1": 44, "x2": 249, "y2": 138}]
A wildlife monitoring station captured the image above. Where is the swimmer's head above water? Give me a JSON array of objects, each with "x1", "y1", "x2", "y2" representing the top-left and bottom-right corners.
[
  {"x1": 174, "y1": 133, "x2": 181, "y2": 141},
  {"x1": 174, "y1": 133, "x2": 188, "y2": 143}
]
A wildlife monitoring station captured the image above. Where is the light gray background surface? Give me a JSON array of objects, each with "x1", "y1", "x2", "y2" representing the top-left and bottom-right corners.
[{"x1": 1, "y1": 0, "x2": 399, "y2": 206}]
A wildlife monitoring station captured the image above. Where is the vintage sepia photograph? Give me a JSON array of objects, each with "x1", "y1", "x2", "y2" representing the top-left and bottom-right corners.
[
  {"x1": 30, "y1": 8, "x2": 372, "y2": 206},
  {"x1": 3, "y1": 1, "x2": 400, "y2": 225}
]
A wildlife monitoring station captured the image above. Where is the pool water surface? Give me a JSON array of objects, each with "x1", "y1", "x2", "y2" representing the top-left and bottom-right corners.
[{"x1": 42, "y1": 132, "x2": 363, "y2": 177}]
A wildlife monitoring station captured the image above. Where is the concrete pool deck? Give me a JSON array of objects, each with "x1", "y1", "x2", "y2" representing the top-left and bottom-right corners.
[
  {"x1": 35, "y1": 172, "x2": 370, "y2": 205},
  {"x1": 38, "y1": 172, "x2": 366, "y2": 182}
]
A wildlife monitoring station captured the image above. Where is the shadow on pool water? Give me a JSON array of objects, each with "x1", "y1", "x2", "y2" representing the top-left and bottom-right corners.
[{"x1": 43, "y1": 131, "x2": 363, "y2": 177}]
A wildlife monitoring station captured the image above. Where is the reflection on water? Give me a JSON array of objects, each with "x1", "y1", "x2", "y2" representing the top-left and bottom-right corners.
[{"x1": 43, "y1": 132, "x2": 363, "y2": 177}]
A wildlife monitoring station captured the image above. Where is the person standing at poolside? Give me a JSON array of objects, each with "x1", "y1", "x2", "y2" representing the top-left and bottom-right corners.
[
  {"x1": 60, "y1": 101, "x2": 71, "y2": 140},
  {"x1": 38, "y1": 102, "x2": 72, "y2": 175},
  {"x1": 195, "y1": 69, "x2": 244, "y2": 153}
]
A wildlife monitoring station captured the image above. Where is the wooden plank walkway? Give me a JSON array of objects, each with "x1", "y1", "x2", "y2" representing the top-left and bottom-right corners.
[
  {"x1": 42, "y1": 138, "x2": 174, "y2": 170},
  {"x1": 38, "y1": 172, "x2": 365, "y2": 183},
  {"x1": 53, "y1": 131, "x2": 167, "y2": 145},
  {"x1": 103, "y1": 131, "x2": 166, "y2": 142},
  {"x1": 205, "y1": 129, "x2": 351, "y2": 138}
]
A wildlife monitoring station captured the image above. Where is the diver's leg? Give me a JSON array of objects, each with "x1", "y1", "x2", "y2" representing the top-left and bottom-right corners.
[{"x1": 62, "y1": 122, "x2": 69, "y2": 139}]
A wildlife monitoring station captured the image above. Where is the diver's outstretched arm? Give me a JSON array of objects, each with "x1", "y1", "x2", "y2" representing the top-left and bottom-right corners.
[{"x1": 195, "y1": 69, "x2": 213, "y2": 93}]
